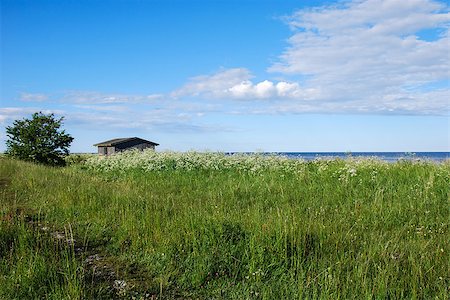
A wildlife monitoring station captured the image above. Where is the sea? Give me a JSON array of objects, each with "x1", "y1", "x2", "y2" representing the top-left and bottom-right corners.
[{"x1": 242, "y1": 152, "x2": 450, "y2": 163}]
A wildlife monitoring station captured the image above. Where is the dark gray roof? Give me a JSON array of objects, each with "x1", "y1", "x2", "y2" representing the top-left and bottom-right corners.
[{"x1": 94, "y1": 137, "x2": 159, "y2": 147}]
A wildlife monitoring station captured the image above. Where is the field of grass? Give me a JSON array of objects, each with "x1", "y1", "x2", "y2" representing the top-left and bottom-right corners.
[{"x1": 1, "y1": 152, "x2": 449, "y2": 299}]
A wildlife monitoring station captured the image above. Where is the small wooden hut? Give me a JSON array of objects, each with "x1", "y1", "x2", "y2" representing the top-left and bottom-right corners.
[{"x1": 94, "y1": 137, "x2": 159, "y2": 155}]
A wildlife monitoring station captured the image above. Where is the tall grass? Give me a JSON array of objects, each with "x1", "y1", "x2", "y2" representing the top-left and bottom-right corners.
[{"x1": 1, "y1": 153, "x2": 449, "y2": 299}]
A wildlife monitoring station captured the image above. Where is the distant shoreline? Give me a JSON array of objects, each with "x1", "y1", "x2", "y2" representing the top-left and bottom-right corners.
[{"x1": 229, "y1": 152, "x2": 450, "y2": 162}]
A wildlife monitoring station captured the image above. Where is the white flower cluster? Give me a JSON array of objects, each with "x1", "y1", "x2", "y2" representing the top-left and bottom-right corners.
[
  {"x1": 84, "y1": 149, "x2": 307, "y2": 175},
  {"x1": 331, "y1": 158, "x2": 389, "y2": 183},
  {"x1": 85, "y1": 150, "x2": 447, "y2": 178}
]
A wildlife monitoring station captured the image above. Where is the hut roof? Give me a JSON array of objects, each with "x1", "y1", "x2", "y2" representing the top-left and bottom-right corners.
[{"x1": 93, "y1": 137, "x2": 159, "y2": 147}]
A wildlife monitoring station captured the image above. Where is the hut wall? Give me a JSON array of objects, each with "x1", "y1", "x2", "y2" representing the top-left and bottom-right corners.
[
  {"x1": 107, "y1": 147, "x2": 116, "y2": 155},
  {"x1": 97, "y1": 146, "x2": 116, "y2": 155},
  {"x1": 98, "y1": 146, "x2": 108, "y2": 155}
]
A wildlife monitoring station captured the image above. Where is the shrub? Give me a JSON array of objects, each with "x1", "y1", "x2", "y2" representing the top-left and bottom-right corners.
[{"x1": 5, "y1": 112, "x2": 74, "y2": 166}]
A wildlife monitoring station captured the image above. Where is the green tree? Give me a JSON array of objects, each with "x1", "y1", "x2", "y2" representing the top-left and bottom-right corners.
[{"x1": 5, "y1": 112, "x2": 74, "y2": 166}]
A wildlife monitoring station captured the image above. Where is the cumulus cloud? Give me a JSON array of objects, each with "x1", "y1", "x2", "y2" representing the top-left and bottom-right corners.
[
  {"x1": 173, "y1": 68, "x2": 318, "y2": 100},
  {"x1": 228, "y1": 80, "x2": 278, "y2": 99},
  {"x1": 227, "y1": 79, "x2": 321, "y2": 99}
]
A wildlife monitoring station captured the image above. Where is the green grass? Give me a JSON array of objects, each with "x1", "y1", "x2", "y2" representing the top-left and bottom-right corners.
[{"x1": 0, "y1": 156, "x2": 449, "y2": 299}]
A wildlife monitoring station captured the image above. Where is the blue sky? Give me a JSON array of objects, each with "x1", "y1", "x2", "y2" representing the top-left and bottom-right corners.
[{"x1": 1, "y1": 0, "x2": 449, "y2": 152}]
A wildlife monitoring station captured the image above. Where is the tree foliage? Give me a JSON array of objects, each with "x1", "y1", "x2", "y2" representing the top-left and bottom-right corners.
[{"x1": 5, "y1": 112, "x2": 74, "y2": 166}]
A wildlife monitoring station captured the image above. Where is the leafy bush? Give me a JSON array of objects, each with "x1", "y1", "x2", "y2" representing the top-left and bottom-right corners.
[{"x1": 5, "y1": 112, "x2": 73, "y2": 166}]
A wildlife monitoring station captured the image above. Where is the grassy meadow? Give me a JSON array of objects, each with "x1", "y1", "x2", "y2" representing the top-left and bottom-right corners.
[{"x1": 0, "y1": 151, "x2": 449, "y2": 299}]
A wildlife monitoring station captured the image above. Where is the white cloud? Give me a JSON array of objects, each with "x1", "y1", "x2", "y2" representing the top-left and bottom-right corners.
[
  {"x1": 10, "y1": 1, "x2": 449, "y2": 117},
  {"x1": 0, "y1": 105, "x2": 221, "y2": 136},
  {"x1": 16, "y1": 91, "x2": 164, "y2": 104},
  {"x1": 266, "y1": 0, "x2": 450, "y2": 114},
  {"x1": 286, "y1": 0, "x2": 448, "y2": 35},
  {"x1": 6, "y1": 88, "x2": 223, "y2": 133},
  {"x1": 172, "y1": 68, "x2": 252, "y2": 98},
  {"x1": 255, "y1": 80, "x2": 276, "y2": 98},
  {"x1": 0, "y1": 107, "x2": 65, "y2": 125},
  {"x1": 174, "y1": 68, "x2": 317, "y2": 100},
  {"x1": 170, "y1": 1, "x2": 448, "y2": 115},
  {"x1": 19, "y1": 93, "x2": 49, "y2": 102},
  {"x1": 228, "y1": 80, "x2": 279, "y2": 99},
  {"x1": 227, "y1": 79, "x2": 321, "y2": 99},
  {"x1": 73, "y1": 105, "x2": 131, "y2": 113},
  {"x1": 228, "y1": 80, "x2": 254, "y2": 98},
  {"x1": 245, "y1": 87, "x2": 450, "y2": 115},
  {"x1": 276, "y1": 82, "x2": 300, "y2": 97},
  {"x1": 66, "y1": 109, "x2": 223, "y2": 133},
  {"x1": 61, "y1": 91, "x2": 164, "y2": 104}
]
